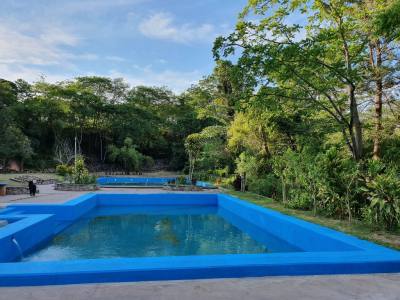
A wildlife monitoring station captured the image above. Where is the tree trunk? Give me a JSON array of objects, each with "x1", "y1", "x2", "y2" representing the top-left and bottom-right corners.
[
  {"x1": 348, "y1": 84, "x2": 363, "y2": 160},
  {"x1": 188, "y1": 155, "x2": 195, "y2": 181},
  {"x1": 259, "y1": 125, "x2": 271, "y2": 158},
  {"x1": 282, "y1": 178, "x2": 287, "y2": 203},
  {"x1": 340, "y1": 22, "x2": 363, "y2": 160},
  {"x1": 372, "y1": 41, "x2": 383, "y2": 160},
  {"x1": 240, "y1": 173, "x2": 246, "y2": 192}
]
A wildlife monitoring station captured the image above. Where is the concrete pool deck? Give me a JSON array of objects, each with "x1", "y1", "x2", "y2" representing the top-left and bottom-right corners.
[
  {"x1": 0, "y1": 187, "x2": 399, "y2": 299},
  {"x1": 0, "y1": 274, "x2": 399, "y2": 300},
  {"x1": 0, "y1": 184, "x2": 219, "y2": 206}
]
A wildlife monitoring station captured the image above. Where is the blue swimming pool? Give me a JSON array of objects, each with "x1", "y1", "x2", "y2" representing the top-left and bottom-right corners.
[
  {"x1": 96, "y1": 177, "x2": 215, "y2": 188},
  {"x1": 0, "y1": 193, "x2": 399, "y2": 286},
  {"x1": 24, "y1": 206, "x2": 300, "y2": 262}
]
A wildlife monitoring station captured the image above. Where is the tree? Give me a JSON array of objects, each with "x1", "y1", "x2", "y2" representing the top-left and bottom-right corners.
[
  {"x1": 108, "y1": 137, "x2": 152, "y2": 174},
  {"x1": 354, "y1": 0, "x2": 400, "y2": 160},
  {"x1": 54, "y1": 139, "x2": 75, "y2": 165},
  {"x1": 184, "y1": 133, "x2": 204, "y2": 180},
  {"x1": 214, "y1": 0, "x2": 367, "y2": 160},
  {"x1": 0, "y1": 126, "x2": 33, "y2": 170},
  {"x1": 71, "y1": 156, "x2": 94, "y2": 184},
  {"x1": 235, "y1": 152, "x2": 258, "y2": 192},
  {"x1": 374, "y1": 0, "x2": 400, "y2": 39}
]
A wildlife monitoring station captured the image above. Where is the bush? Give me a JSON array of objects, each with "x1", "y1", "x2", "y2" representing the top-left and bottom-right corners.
[
  {"x1": 286, "y1": 191, "x2": 314, "y2": 210},
  {"x1": 71, "y1": 156, "x2": 95, "y2": 184},
  {"x1": 272, "y1": 147, "x2": 363, "y2": 218},
  {"x1": 248, "y1": 174, "x2": 280, "y2": 198},
  {"x1": 141, "y1": 155, "x2": 155, "y2": 170},
  {"x1": 176, "y1": 175, "x2": 187, "y2": 185},
  {"x1": 108, "y1": 137, "x2": 155, "y2": 174},
  {"x1": 56, "y1": 164, "x2": 73, "y2": 176},
  {"x1": 362, "y1": 168, "x2": 400, "y2": 231}
]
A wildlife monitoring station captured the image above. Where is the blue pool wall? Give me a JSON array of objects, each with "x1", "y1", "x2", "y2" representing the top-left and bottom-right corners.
[
  {"x1": 97, "y1": 177, "x2": 175, "y2": 185},
  {"x1": 96, "y1": 177, "x2": 215, "y2": 188},
  {"x1": 0, "y1": 194, "x2": 218, "y2": 262},
  {"x1": 218, "y1": 195, "x2": 393, "y2": 253},
  {"x1": 0, "y1": 193, "x2": 395, "y2": 263},
  {"x1": 0, "y1": 193, "x2": 399, "y2": 286}
]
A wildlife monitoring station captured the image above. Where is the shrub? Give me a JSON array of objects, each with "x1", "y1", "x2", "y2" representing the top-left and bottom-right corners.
[
  {"x1": 362, "y1": 168, "x2": 400, "y2": 231},
  {"x1": 176, "y1": 175, "x2": 187, "y2": 185},
  {"x1": 286, "y1": 191, "x2": 313, "y2": 210},
  {"x1": 220, "y1": 175, "x2": 236, "y2": 189},
  {"x1": 71, "y1": 156, "x2": 95, "y2": 184},
  {"x1": 108, "y1": 137, "x2": 154, "y2": 174},
  {"x1": 56, "y1": 164, "x2": 73, "y2": 176},
  {"x1": 248, "y1": 174, "x2": 280, "y2": 198},
  {"x1": 215, "y1": 166, "x2": 229, "y2": 177},
  {"x1": 141, "y1": 155, "x2": 155, "y2": 170},
  {"x1": 272, "y1": 147, "x2": 363, "y2": 219},
  {"x1": 315, "y1": 148, "x2": 363, "y2": 220}
]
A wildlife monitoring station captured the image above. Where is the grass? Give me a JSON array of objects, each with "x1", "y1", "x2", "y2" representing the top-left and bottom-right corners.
[
  {"x1": 0, "y1": 173, "x2": 63, "y2": 187},
  {"x1": 224, "y1": 189, "x2": 400, "y2": 251}
]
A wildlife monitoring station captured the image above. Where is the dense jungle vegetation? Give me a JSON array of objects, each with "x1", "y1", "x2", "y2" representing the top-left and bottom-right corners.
[{"x1": 1, "y1": 0, "x2": 400, "y2": 231}]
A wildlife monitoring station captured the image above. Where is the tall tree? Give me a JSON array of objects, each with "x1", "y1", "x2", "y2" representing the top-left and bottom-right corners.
[{"x1": 214, "y1": 0, "x2": 369, "y2": 159}]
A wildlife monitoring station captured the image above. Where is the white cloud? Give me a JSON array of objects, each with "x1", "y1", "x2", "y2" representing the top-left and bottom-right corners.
[
  {"x1": 0, "y1": 21, "x2": 104, "y2": 82},
  {"x1": 108, "y1": 67, "x2": 202, "y2": 93},
  {"x1": 39, "y1": 27, "x2": 80, "y2": 47},
  {"x1": 138, "y1": 12, "x2": 217, "y2": 44},
  {"x1": 0, "y1": 13, "x2": 205, "y2": 92},
  {"x1": 105, "y1": 56, "x2": 127, "y2": 62},
  {"x1": 0, "y1": 60, "x2": 202, "y2": 93},
  {"x1": 156, "y1": 58, "x2": 167, "y2": 64},
  {"x1": 58, "y1": 0, "x2": 149, "y2": 14},
  {"x1": 0, "y1": 24, "x2": 79, "y2": 66},
  {"x1": 0, "y1": 64, "x2": 72, "y2": 83}
]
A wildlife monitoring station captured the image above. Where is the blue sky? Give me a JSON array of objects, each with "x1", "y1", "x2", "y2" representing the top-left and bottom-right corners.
[{"x1": 0, "y1": 0, "x2": 247, "y2": 92}]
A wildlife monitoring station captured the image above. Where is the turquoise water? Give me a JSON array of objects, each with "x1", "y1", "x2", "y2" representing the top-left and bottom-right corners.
[{"x1": 24, "y1": 206, "x2": 299, "y2": 262}]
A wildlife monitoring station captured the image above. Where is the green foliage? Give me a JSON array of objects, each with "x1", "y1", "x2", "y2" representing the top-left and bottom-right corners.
[
  {"x1": 55, "y1": 164, "x2": 73, "y2": 177},
  {"x1": 272, "y1": 148, "x2": 363, "y2": 219},
  {"x1": 71, "y1": 156, "x2": 95, "y2": 184},
  {"x1": 108, "y1": 137, "x2": 153, "y2": 174},
  {"x1": 362, "y1": 168, "x2": 400, "y2": 231},
  {"x1": 0, "y1": 126, "x2": 33, "y2": 166},
  {"x1": 184, "y1": 133, "x2": 206, "y2": 180},
  {"x1": 176, "y1": 175, "x2": 187, "y2": 185},
  {"x1": 0, "y1": 77, "x2": 199, "y2": 171},
  {"x1": 374, "y1": 0, "x2": 400, "y2": 39},
  {"x1": 247, "y1": 174, "x2": 280, "y2": 198}
]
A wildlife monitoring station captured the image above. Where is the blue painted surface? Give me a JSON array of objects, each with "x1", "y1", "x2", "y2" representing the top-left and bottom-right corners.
[
  {"x1": 96, "y1": 177, "x2": 216, "y2": 189},
  {"x1": 0, "y1": 193, "x2": 399, "y2": 286},
  {"x1": 24, "y1": 206, "x2": 291, "y2": 262},
  {"x1": 97, "y1": 177, "x2": 175, "y2": 186}
]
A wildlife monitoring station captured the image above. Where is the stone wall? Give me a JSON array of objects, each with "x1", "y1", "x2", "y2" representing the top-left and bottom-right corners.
[
  {"x1": 55, "y1": 183, "x2": 98, "y2": 191},
  {"x1": 6, "y1": 186, "x2": 30, "y2": 195}
]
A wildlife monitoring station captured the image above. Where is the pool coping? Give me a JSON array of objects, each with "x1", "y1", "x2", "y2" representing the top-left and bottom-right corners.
[
  {"x1": 96, "y1": 177, "x2": 216, "y2": 189},
  {"x1": 0, "y1": 193, "x2": 399, "y2": 286}
]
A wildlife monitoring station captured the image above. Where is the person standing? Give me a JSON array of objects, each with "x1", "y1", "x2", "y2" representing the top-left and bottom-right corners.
[
  {"x1": 32, "y1": 180, "x2": 37, "y2": 196},
  {"x1": 28, "y1": 180, "x2": 34, "y2": 196}
]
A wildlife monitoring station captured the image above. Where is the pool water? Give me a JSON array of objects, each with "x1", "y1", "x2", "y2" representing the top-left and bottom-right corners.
[{"x1": 23, "y1": 206, "x2": 299, "y2": 262}]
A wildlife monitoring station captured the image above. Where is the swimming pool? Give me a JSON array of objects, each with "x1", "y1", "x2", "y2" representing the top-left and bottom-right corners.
[
  {"x1": 96, "y1": 177, "x2": 216, "y2": 188},
  {"x1": 0, "y1": 193, "x2": 399, "y2": 286}
]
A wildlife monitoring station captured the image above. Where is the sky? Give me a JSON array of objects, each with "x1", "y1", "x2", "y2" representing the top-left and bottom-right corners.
[{"x1": 0, "y1": 0, "x2": 248, "y2": 93}]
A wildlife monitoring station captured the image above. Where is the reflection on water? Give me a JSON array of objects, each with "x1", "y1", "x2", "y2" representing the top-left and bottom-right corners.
[{"x1": 23, "y1": 206, "x2": 298, "y2": 262}]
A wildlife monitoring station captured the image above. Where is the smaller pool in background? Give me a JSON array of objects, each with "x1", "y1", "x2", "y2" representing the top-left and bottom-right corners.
[
  {"x1": 23, "y1": 206, "x2": 298, "y2": 262},
  {"x1": 96, "y1": 177, "x2": 216, "y2": 189}
]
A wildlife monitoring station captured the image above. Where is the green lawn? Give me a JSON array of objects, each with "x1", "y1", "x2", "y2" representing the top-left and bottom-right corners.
[
  {"x1": 224, "y1": 189, "x2": 400, "y2": 250},
  {"x1": 0, "y1": 173, "x2": 63, "y2": 187}
]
